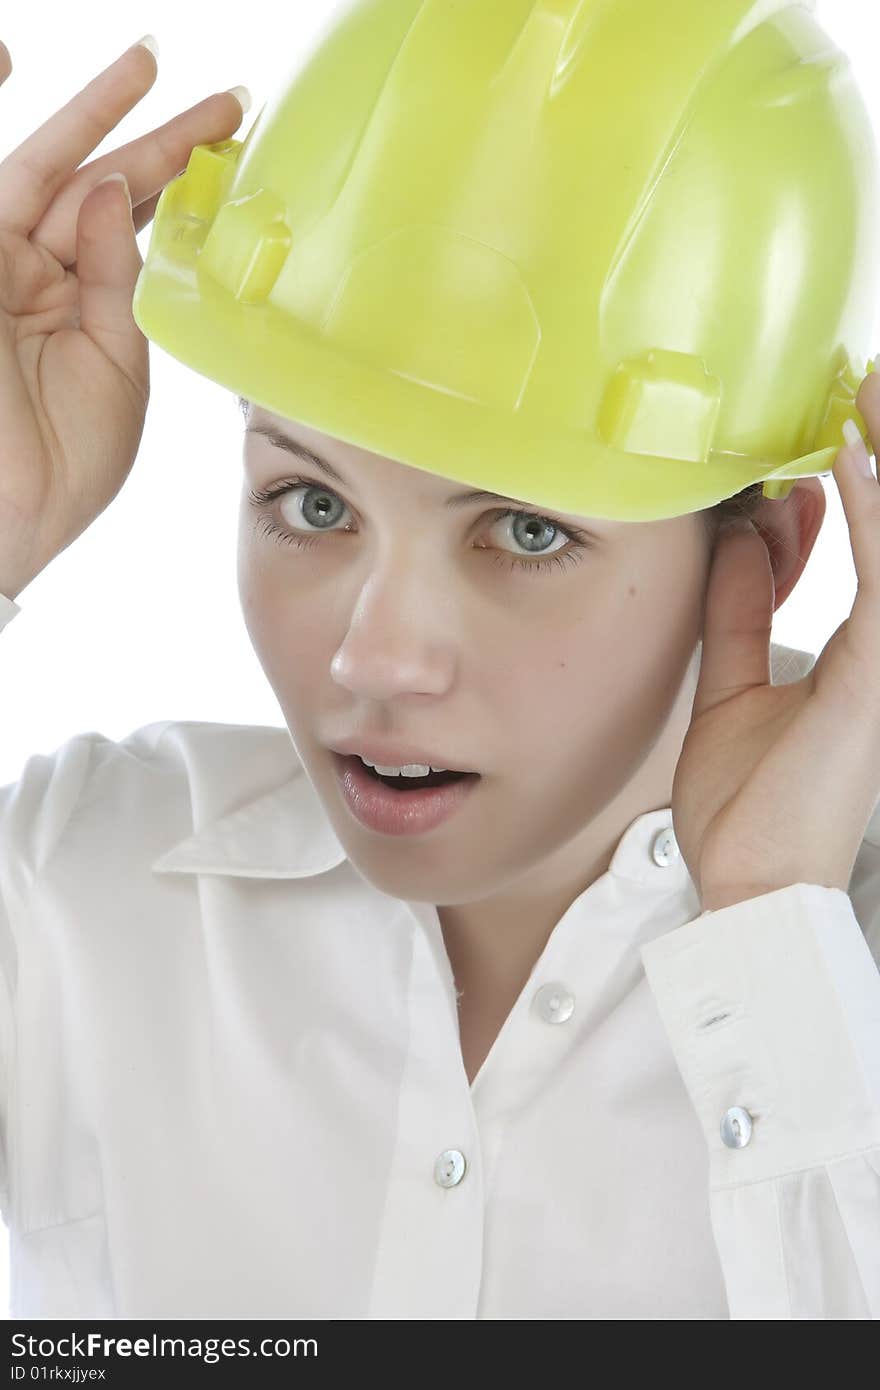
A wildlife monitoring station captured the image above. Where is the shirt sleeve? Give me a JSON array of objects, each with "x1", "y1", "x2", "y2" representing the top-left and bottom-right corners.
[
  {"x1": 639, "y1": 880, "x2": 880, "y2": 1319},
  {"x1": 0, "y1": 592, "x2": 21, "y2": 633}
]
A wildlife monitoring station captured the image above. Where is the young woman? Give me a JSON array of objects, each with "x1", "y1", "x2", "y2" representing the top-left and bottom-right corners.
[{"x1": 1, "y1": 6, "x2": 879, "y2": 1321}]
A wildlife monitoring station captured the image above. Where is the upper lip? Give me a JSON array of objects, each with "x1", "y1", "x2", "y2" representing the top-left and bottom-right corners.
[{"x1": 329, "y1": 737, "x2": 479, "y2": 773}]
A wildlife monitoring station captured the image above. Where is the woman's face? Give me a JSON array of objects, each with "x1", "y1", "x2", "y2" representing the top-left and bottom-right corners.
[{"x1": 237, "y1": 406, "x2": 712, "y2": 905}]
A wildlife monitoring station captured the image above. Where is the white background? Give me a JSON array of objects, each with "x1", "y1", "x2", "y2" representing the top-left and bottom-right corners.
[{"x1": 0, "y1": 0, "x2": 877, "y2": 1316}]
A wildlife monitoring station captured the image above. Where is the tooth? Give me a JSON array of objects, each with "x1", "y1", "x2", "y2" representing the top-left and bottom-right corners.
[{"x1": 359, "y1": 756, "x2": 449, "y2": 776}]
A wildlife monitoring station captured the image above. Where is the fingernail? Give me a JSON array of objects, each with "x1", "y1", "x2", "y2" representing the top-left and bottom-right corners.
[
  {"x1": 226, "y1": 84, "x2": 252, "y2": 114},
  {"x1": 843, "y1": 418, "x2": 875, "y2": 477},
  {"x1": 95, "y1": 171, "x2": 132, "y2": 213},
  {"x1": 134, "y1": 35, "x2": 159, "y2": 61}
]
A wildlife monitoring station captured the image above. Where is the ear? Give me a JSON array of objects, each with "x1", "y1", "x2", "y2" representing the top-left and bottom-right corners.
[{"x1": 746, "y1": 477, "x2": 826, "y2": 612}]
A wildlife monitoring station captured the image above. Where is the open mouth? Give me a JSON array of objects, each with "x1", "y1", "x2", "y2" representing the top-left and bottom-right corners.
[
  {"x1": 347, "y1": 755, "x2": 477, "y2": 791},
  {"x1": 331, "y1": 752, "x2": 482, "y2": 836}
]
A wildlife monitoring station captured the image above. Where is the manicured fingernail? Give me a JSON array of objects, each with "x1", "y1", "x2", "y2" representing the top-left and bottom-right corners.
[
  {"x1": 95, "y1": 171, "x2": 131, "y2": 208},
  {"x1": 134, "y1": 35, "x2": 159, "y2": 61},
  {"x1": 843, "y1": 418, "x2": 875, "y2": 477},
  {"x1": 226, "y1": 85, "x2": 252, "y2": 113}
]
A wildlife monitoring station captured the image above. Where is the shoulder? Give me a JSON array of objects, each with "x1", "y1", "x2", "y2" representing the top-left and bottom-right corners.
[
  {"x1": 851, "y1": 809, "x2": 880, "y2": 969},
  {"x1": 103, "y1": 717, "x2": 303, "y2": 797},
  {"x1": 0, "y1": 719, "x2": 303, "y2": 877}
]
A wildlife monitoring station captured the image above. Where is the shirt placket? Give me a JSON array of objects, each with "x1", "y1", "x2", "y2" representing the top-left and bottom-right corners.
[{"x1": 365, "y1": 904, "x2": 485, "y2": 1319}]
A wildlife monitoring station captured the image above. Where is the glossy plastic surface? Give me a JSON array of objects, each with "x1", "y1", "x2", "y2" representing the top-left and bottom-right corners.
[{"x1": 133, "y1": 0, "x2": 880, "y2": 521}]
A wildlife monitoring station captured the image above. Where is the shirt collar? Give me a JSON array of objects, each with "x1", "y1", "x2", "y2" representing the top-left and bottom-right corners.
[
  {"x1": 149, "y1": 764, "x2": 687, "y2": 887},
  {"x1": 150, "y1": 641, "x2": 816, "y2": 882},
  {"x1": 150, "y1": 765, "x2": 350, "y2": 879}
]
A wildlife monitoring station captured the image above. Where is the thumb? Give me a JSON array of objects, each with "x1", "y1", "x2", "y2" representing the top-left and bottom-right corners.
[
  {"x1": 692, "y1": 518, "x2": 775, "y2": 719},
  {"x1": 75, "y1": 172, "x2": 147, "y2": 399}
]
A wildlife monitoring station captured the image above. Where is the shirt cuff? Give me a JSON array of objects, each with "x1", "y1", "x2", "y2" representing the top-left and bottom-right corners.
[
  {"x1": 639, "y1": 882, "x2": 880, "y2": 1187},
  {"x1": 0, "y1": 591, "x2": 21, "y2": 632}
]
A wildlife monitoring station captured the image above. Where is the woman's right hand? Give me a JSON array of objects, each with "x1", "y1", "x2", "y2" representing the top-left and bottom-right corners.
[{"x1": 0, "y1": 37, "x2": 248, "y2": 599}]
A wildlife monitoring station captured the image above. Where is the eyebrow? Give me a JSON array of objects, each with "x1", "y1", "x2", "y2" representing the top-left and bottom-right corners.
[{"x1": 244, "y1": 420, "x2": 537, "y2": 511}]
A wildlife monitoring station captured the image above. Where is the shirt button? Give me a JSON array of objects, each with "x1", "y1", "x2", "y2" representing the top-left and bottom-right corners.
[
  {"x1": 434, "y1": 1149, "x2": 467, "y2": 1188},
  {"x1": 651, "y1": 826, "x2": 680, "y2": 868},
  {"x1": 720, "y1": 1106, "x2": 753, "y2": 1149},
  {"x1": 534, "y1": 982, "x2": 576, "y2": 1024}
]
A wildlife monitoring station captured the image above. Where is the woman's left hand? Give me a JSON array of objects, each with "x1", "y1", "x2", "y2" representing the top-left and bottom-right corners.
[{"x1": 672, "y1": 364, "x2": 880, "y2": 913}]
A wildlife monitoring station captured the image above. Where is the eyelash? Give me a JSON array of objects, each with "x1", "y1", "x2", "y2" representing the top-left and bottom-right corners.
[{"x1": 247, "y1": 475, "x2": 591, "y2": 576}]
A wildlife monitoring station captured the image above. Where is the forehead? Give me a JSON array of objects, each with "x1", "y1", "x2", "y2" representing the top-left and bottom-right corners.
[
  {"x1": 250, "y1": 407, "x2": 415, "y2": 480},
  {"x1": 245, "y1": 405, "x2": 631, "y2": 532}
]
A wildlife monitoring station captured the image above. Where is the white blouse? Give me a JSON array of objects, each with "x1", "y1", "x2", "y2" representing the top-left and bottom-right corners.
[{"x1": 0, "y1": 589, "x2": 878, "y2": 1319}]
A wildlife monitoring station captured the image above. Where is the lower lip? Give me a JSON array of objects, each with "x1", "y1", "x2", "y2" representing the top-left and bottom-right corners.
[{"x1": 332, "y1": 753, "x2": 481, "y2": 836}]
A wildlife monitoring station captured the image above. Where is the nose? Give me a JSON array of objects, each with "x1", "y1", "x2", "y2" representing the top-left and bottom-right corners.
[{"x1": 329, "y1": 564, "x2": 456, "y2": 700}]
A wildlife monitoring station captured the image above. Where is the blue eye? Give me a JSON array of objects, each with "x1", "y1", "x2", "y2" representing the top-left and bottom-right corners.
[{"x1": 247, "y1": 476, "x2": 591, "y2": 576}]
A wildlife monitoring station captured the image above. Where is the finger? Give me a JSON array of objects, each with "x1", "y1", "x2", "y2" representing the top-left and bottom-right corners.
[
  {"x1": 691, "y1": 520, "x2": 774, "y2": 719},
  {"x1": 30, "y1": 89, "x2": 247, "y2": 266},
  {"x1": 0, "y1": 40, "x2": 11, "y2": 86},
  {"x1": 76, "y1": 173, "x2": 147, "y2": 403},
  {"x1": 67, "y1": 188, "x2": 170, "y2": 278},
  {"x1": 833, "y1": 396, "x2": 880, "y2": 607},
  {"x1": 0, "y1": 39, "x2": 157, "y2": 237},
  {"x1": 855, "y1": 357, "x2": 880, "y2": 466}
]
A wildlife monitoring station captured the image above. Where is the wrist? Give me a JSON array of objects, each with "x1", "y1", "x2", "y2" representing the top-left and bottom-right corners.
[
  {"x1": 700, "y1": 885, "x2": 781, "y2": 913},
  {"x1": 700, "y1": 877, "x2": 851, "y2": 914}
]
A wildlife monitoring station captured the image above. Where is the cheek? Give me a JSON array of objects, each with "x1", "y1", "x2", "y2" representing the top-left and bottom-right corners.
[
  {"x1": 237, "y1": 550, "x2": 332, "y2": 697},
  {"x1": 490, "y1": 585, "x2": 697, "y2": 788},
  {"x1": 482, "y1": 628, "x2": 604, "y2": 780},
  {"x1": 251, "y1": 598, "x2": 328, "y2": 666}
]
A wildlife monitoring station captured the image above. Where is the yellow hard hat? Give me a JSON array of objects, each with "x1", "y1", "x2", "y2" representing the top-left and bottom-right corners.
[{"x1": 132, "y1": 0, "x2": 879, "y2": 523}]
